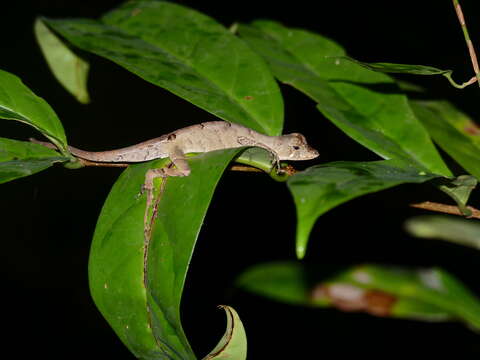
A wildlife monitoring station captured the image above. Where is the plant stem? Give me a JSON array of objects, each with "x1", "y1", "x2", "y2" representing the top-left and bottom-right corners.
[
  {"x1": 452, "y1": 0, "x2": 480, "y2": 88},
  {"x1": 410, "y1": 201, "x2": 480, "y2": 219}
]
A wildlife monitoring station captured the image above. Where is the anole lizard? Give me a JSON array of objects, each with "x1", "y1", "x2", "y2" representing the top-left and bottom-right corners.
[
  {"x1": 33, "y1": 121, "x2": 319, "y2": 176},
  {"x1": 32, "y1": 120, "x2": 318, "y2": 235}
]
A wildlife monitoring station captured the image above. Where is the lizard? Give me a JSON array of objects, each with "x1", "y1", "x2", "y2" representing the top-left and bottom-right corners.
[
  {"x1": 32, "y1": 120, "x2": 319, "y2": 236},
  {"x1": 32, "y1": 120, "x2": 319, "y2": 176}
]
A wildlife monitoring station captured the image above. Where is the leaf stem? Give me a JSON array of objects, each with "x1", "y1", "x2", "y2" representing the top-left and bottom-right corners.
[
  {"x1": 452, "y1": 0, "x2": 480, "y2": 88},
  {"x1": 410, "y1": 201, "x2": 480, "y2": 219}
]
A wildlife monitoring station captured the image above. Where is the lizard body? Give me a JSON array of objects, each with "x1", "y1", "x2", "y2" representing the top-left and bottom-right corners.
[{"x1": 49, "y1": 121, "x2": 319, "y2": 175}]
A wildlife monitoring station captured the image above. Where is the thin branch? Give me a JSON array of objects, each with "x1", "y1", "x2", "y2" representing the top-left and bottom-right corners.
[
  {"x1": 410, "y1": 201, "x2": 480, "y2": 219},
  {"x1": 452, "y1": 0, "x2": 480, "y2": 88}
]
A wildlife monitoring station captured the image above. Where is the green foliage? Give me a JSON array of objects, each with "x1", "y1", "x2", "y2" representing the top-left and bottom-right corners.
[
  {"x1": 2, "y1": 0, "x2": 480, "y2": 358},
  {"x1": 0, "y1": 137, "x2": 68, "y2": 183},
  {"x1": 34, "y1": 19, "x2": 90, "y2": 104},
  {"x1": 287, "y1": 160, "x2": 440, "y2": 258},
  {"x1": 0, "y1": 69, "x2": 69, "y2": 155},
  {"x1": 237, "y1": 262, "x2": 480, "y2": 330},
  {"x1": 89, "y1": 149, "x2": 246, "y2": 359},
  {"x1": 38, "y1": 0, "x2": 283, "y2": 136},
  {"x1": 406, "y1": 215, "x2": 480, "y2": 250}
]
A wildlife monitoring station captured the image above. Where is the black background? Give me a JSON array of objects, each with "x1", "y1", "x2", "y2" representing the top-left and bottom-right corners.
[{"x1": 2, "y1": 0, "x2": 480, "y2": 358}]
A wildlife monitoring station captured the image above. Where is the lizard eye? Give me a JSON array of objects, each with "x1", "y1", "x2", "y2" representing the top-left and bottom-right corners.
[{"x1": 293, "y1": 146, "x2": 300, "y2": 150}]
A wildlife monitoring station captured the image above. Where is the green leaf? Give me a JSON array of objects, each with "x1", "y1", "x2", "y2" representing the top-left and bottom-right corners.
[
  {"x1": 287, "y1": 160, "x2": 440, "y2": 258},
  {"x1": 89, "y1": 148, "x2": 246, "y2": 360},
  {"x1": 0, "y1": 69, "x2": 68, "y2": 154},
  {"x1": 437, "y1": 175, "x2": 477, "y2": 216},
  {"x1": 236, "y1": 261, "x2": 312, "y2": 306},
  {"x1": 0, "y1": 137, "x2": 67, "y2": 183},
  {"x1": 202, "y1": 306, "x2": 247, "y2": 360},
  {"x1": 405, "y1": 215, "x2": 480, "y2": 250},
  {"x1": 336, "y1": 57, "x2": 451, "y2": 76},
  {"x1": 40, "y1": 0, "x2": 283, "y2": 135},
  {"x1": 330, "y1": 265, "x2": 480, "y2": 329},
  {"x1": 237, "y1": 262, "x2": 480, "y2": 329},
  {"x1": 34, "y1": 18, "x2": 90, "y2": 104},
  {"x1": 411, "y1": 99, "x2": 480, "y2": 179},
  {"x1": 238, "y1": 21, "x2": 451, "y2": 176}
]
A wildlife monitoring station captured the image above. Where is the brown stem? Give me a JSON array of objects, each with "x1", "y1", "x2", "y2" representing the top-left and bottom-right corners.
[{"x1": 410, "y1": 201, "x2": 480, "y2": 219}]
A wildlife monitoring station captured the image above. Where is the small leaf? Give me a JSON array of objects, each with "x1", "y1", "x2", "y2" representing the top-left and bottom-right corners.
[
  {"x1": 34, "y1": 18, "x2": 90, "y2": 103},
  {"x1": 437, "y1": 175, "x2": 477, "y2": 216},
  {"x1": 287, "y1": 160, "x2": 440, "y2": 258},
  {"x1": 238, "y1": 21, "x2": 451, "y2": 176},
  {"x1": 0, "y1": 69, "x2": 68, "y2": 154},
  {"x1": 0, "y1": 137, "x2": 67, "y2": 184},
  {"x1": 203, "y1": 306, "x2": 247, "y2": 360},
  {"x1": 336, "y1": 57, "x2": 473, "y2": 89},
  {"x1": 335, "y1": 57, "x2": 451, "y2": 76},
  {"x1": 41, "y1": 1, "x2": 283, "y2": 135},
  {"x1": 411, "y1": 99, "x2": 480, "y2": 179},
  {"x1": 89, "y1": 148, "x2": 246, "y2": 359},
  {"x1": 405, "y1": 215, "x2": 480, "y2": 250}
]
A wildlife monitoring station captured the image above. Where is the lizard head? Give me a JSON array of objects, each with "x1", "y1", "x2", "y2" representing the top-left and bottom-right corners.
[{"x1": 275, "y1": 133, "x2": 319, "y2": 160}]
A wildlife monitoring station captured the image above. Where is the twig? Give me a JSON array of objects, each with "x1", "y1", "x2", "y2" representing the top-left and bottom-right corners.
[
  {"x1": 410, "y1": 201, "x2": 480, "y2": 219},
  {"x1": 452, "y1": 0, "x2": 480, "y2": 88}
]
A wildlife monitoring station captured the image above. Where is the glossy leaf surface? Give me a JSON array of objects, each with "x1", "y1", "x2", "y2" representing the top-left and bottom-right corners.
[
  {"x1": 41, "y1": 0, "x2": 283, "y2": 135},
  {"x1": 411, "y1": 99, "x2": 480, "y2": 179},
  {"x1": 0, "y1": 137, "x2": 67, "y2": 183},
  {"x1": 287, "y1": 160, "x2": 439, "y2": 258},
  {"x1": 0, "y1": 69, "x2": 68, "y2": 153},
  {"x1": 238, "y1": 21, "x2": 451, "y2": 176},
  {"x1": 89, "y1": 148, "x2": 245, "y2": 360}
]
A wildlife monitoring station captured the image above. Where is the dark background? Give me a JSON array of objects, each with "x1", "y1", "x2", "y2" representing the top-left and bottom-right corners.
[{"x1": 2, "y1": 0, "x2": 480, "y2": 358}]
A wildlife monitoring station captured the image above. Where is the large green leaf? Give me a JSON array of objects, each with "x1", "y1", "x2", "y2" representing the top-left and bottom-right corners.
[
  {"x1": 89, "y1": 148, "x2": 247, "y2": 360},
  {"x1": 237, "y1": 262, "x2": 480, "y2": 329},
  {"x1": 34, "y1": 18, "x2": 90, "y2": 104},
  {"x1": 287, "y1": 160, "x2": 440, "y2": 258},
  {"x1": 411, "y1": 99, "x2": 480, "y2": 179},
  {"x1": 39, "y1": 0, "x2": 283, "y2": 135},
  {"x1": 238, "y1": 21, "x2": 451, "y2": 176},
  {"x1": 0, "y1": 137, "x2": 68, "y2": 184},
  {"x1": 405, "y1": 215, "x2": 480, "y2": 250},
  {"x1": 0, "y1": 69, "x2": 68, "y2": 154}
]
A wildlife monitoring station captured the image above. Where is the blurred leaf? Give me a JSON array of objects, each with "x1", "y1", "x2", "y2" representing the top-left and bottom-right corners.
[
  {"x1": 34, "y1": 18, "x2": 90, "y2": 103},
  {"x1": 238, "y1": 21, "x2": 451, "y2": 176},
  {"x1": 287, "y1": 160, "x2": 439, "y2": 258},
  {"x1": 237, "y1": 262, "x2": 480, "y2": 329},
  {"x1": 405, "y1": 215, "x2": 480, "y2": 250},
  {"x1": 89, "y1": 148, "x2": 245, "y2": 360},
  {"x1": 203, "y1": 306, "x2": 247, "y2": 360},
  {"x1": 411, "y1": 99, "x2": 480, "y2": 179},
  {"x1": 236, "y1": 261, "x2": 312, "y2": 306},
  {"x1": 0, "y1": 137, "x2": 67, "y2": 183},
  {"x1": 331, "y1": 265, "x2": 480, "y2": 329},
  {"x1": 0, "y1": 69, "x2": 68, "y2": 154},
  {"x1": 40, "y1": 0, "x2": 283, "y2": 135}
]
